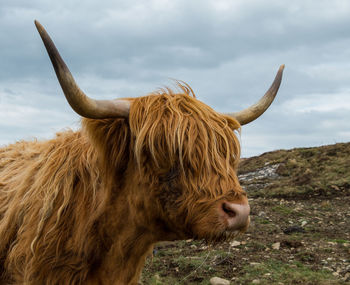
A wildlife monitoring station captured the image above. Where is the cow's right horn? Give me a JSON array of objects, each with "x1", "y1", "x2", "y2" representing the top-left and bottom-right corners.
[
  {"x1": 35, "y1": 20, "x2": 130, "y2": 119},
  {"x1": 227, "y1": 65, "x2": 284, "y2": 125}
]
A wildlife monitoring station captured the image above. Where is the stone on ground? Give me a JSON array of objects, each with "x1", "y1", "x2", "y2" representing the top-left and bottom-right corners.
[{"x1": 210, "y1": 276, "x2": 230, "y2": 285}]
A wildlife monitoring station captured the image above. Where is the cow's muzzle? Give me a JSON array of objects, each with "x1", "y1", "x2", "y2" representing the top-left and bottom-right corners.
[{"x1": 220, "y1": 201, "x2": 250, "y2": 231}]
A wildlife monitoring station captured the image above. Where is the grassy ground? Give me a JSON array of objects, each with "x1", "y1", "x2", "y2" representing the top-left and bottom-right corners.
[{"x1": 141, "y1": 142, "x2": 350, "y2": 284}]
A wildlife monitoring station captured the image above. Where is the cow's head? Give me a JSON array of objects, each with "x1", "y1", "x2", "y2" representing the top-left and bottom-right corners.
[{"x1": 35, "y1": 21, "x2": 284, "y2": 243}]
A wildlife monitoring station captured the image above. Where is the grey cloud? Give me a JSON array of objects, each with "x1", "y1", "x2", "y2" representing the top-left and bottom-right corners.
[{"x1": 1, "y1": 0, "x2": 350, "y2": 156}]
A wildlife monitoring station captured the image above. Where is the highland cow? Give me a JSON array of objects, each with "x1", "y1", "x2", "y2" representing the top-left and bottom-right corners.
[{"x1": 0, "y1": 21, "x2": 284, "y2": 284}]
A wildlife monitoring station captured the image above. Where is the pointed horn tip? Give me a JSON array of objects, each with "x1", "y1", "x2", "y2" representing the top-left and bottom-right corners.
[
  {"x1": 34, "y1": 20, "x2": 43, "y2": 32},
  {"x1": 34, "y1": 20, "x2": 47, "y2": 36},
  {"x1": 279, "y1": 64, "x2": 285, "y2": 71}
]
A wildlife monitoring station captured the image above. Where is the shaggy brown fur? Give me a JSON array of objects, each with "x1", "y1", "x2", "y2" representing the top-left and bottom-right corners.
[{"x1": 0, "y1": 84, "x2": 247, "y2": 284}]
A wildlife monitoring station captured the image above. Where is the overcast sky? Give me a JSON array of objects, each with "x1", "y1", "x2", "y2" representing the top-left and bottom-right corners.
[{"x1": 1, "y1": 0, "x2": 350, "y2": 157}]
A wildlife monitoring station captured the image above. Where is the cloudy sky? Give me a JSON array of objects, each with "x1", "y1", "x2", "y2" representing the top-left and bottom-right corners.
[{"x1": 1, "y1": 0, "x2": 350, "y2": 157}]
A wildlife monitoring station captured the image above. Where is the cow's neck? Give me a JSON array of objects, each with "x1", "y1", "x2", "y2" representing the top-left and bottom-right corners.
[
  {"x1": 102, "y1": 225, "x2": 155, "y2": 284},
  {"x1": 92, "y1": 195, "x2": 157, "y2": 285},
  {"x1": 87, "y1": 144, "x2": 178, "y2": 284}
]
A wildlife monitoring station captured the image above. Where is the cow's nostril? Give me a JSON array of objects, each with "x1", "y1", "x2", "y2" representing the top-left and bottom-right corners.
[
  {"x1": 220, "y1": 201, "x2": 250, "y2": 231},
  {"x1": 222, "y1": 202, "x2": 236, "y2": 218}
]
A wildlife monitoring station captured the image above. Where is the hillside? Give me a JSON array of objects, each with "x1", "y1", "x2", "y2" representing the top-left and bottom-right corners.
[
  {"x1": 239, "y1": 142, "x2": 350, "y2": 199},
  {"x1": 141, "y1": 142, "x2": 350, "y2": 284}
]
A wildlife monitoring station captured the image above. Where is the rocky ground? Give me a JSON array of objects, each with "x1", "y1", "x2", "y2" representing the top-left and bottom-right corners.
[{"x1": 141, "y1": 142, "x2": 350, "y2": 284}]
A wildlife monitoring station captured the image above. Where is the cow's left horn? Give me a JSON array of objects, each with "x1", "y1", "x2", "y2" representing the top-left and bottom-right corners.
[
  {"x1": 34, "y1": 20, "x2": 130, "y2": 119},
  {"x1": 227, "y1": 65, "x2": 284, "y2": 125}
]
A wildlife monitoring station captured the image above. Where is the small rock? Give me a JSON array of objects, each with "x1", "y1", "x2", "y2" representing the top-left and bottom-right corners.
[
  {"x1": 210, "y1": 277, "x2": 230, "y2": 285},
  {"x1": 230, "y1": 241, "x2": 241, "y2": 247},
  {"x1": 154, "y1": 274, "x2": 161, "y2": 281},
  {"x1": 332, "y1": 272, "x2": 339, "y2": 277},
  {"x1": 343, "y1": 243, "x2": 349, "y2": 248},
  {"x1": 301, "y1": 221, "x2": 307, "y2": 227},
  {"x1": 264, "y1": 273, "x2": 271, "y2": 277},
  {"x1": 190, "y1": 244, "x2": 197, "y2": 249},
  {"x1": 252, "y1": 280, "x2": 261, "y2": 284},
  {"x1": 330, "y1": 185, "x2": 340, "y2": 191},
  {"x1": 250, "y1": 262, "x2": 261, "y2": 266},
  {"x1": 272, "y1": 242, "x2": 280, "y2": 250}
]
